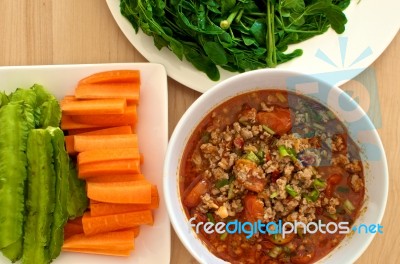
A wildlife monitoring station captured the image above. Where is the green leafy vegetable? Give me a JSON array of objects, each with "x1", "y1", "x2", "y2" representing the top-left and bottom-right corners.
[{"x1": 120, "y1": 0, "x2": 350, "y2": 80}]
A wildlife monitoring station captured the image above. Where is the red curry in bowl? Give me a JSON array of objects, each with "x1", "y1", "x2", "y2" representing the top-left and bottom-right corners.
[{"x1": 180, "y1": 90, "x2": 365, "y2": 264}]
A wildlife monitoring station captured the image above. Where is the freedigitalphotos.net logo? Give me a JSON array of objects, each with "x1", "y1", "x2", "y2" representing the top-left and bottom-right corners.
[
  {"x1": 285, "y1": 36, "x2": 383, "y2": 163},
  {"x1": 188, "y1": 218, "x2": 383, "y2": 240}
]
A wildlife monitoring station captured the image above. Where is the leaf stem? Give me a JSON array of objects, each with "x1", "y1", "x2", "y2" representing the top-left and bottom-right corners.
[
  {"x1": 266, "y1": 0, "x2": 277, "y2": 67},
  {"x1": 220, "y1": 7, "x2": 240, "y2": 30}
]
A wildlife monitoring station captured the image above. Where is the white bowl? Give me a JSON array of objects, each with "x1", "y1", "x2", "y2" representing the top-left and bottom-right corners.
[{"x1": 163, "y1": 69, "x2": 388, "y2": 264}]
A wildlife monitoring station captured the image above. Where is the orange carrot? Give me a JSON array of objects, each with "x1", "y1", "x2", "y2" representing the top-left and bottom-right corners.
[
  {"x1": 86, "y1": 174, "x2": 145, "y2": 183},
  {"x1": 73, "y1": 125, "x2": 133, "y2": 136},
  {"x1": 63, "y1": 228, "x2": 136, "y2": 250},
  {"x1": 78, "y1": 159, "x2": 141, "y2": 179},
  {"x1": 82, "y1": 211, "x2": 153, "y2": 235},
  {"x1": 77, "y1": 148, "x2": 140, "y2": 166},
  {"x1": 61, "y1": 98, "x2": 127, "y2": 115},
  {"x1": 65, "y1": 126, "x2": 134, "y2": 154},
  {"x1": 75, "y1": 83, "x2": 140, "y2": 102},
  {"x1": 74, "y1": 134, "x2": 138, "y2": 152},
  {"x1": 68, "y1": 216, "x2": 83, "y2": 225},
  {"x1": 61, "y1": 115, "x2": 105, "y2": 130},
  {"x1": 62, "y1": 247, "x2": 132, "y2": 257},
  {"x1": 87, "y1": 180, "x2": 152, "y2": 204},
  {"x1": 69, "y1": 105, "x2": 137, "y2": 127},
  {"x1": 63, "y1": 95, "x2": 77, "y2": 101},
  {"x1": 90, "y1": 186, "x2": 159, "y2": 216},
  {"x1": 67, "y1": 128, "x2": 103, "y2": 135},
  {"x1": 65, "y1": 135, "x2": 77, "y2": 155},
  {"x1": 79, "y1": 70, "x2": 140, "y2": 85},
  {"x1": 64, "y1": 222, "x2": 85, "y2": 240}
]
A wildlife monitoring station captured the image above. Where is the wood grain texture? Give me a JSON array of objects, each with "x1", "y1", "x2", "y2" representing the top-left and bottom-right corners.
[{"x1": 0, "y1": 1, "x2": 398, "y2": 263}]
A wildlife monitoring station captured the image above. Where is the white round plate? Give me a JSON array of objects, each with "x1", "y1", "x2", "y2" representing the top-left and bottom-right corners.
[{"x1": 107, "y1": 0, "x2": 400, "y2": 93}]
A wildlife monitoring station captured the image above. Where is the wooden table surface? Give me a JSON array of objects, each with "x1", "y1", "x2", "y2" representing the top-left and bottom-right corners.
[{"x1": 0, "y1": 1, "x2": 398, "y2": 263}]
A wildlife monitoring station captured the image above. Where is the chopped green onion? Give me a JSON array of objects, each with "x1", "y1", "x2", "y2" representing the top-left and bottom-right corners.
[
  {"x1": 207, "y1": 212, "x2": 215, "y2": 223},
  {"x1": 278, "y1": 145, "x2": 290, "y2": 157},
  {"x1": 244, "y1": 151, "x2": 261, "y2": 164},
  {"x1": 278, "y1": 145, "x2": 297, "y2": 162},
  {"x1": 270, "y1": 191, "x2": 278, "y2": 199},
  {"x1": 276, "y1": 92, "x2": 287, "y2": 103},
  {"x1": 312, "y1": 123, "x2": 325, "y2": 131},
  {"x1": 309, "y1": 189, "x2": 319, "y2": 202},
  {"x1": 227, "y1": 183, "x2": 235, "y2": 199},
  {"x1": 262, "y1": 124, "x2": 275, "y2": 135},
  {"x1": 285, "y1": 185, "x2": 298, "y2": 197},
  {"x1": 313, "y1": 178, "x2": 327, "y2": 189},
  {"x1": 256, "y1": 150, "x2": 265, "y2": 162},
  {"x1": 220, "y1": 232, "x2": 228, "y2": 241},
  {"x1": 343, "y1": 199, "x2": 355, "y2": 214},
  {"x1": 326, "y1": 213, "x2": 338, "y2": 220},
  {"x1": 268, "y1": 246, "x2": 283, "y2": 258},
  {"x1": 215, "y1": 178, "x2": 230, "y2": 189},
  {"x1": 238, "y1": 118, "x2": 249, "y2": 126}
]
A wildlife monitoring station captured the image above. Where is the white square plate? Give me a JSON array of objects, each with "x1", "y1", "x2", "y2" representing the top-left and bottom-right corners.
[{"x1": 0, "y1": 63, "x2": 170, "y2": 264}]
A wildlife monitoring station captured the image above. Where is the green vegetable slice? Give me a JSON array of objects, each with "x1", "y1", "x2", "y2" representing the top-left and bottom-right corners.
[
  {"x1": 67, "y1": 160, "x2": 88, "y2": 219},
  {"x1": 22, "y1": 129, "x2": 56, "y2": 264},
  {"x1": 46, "y1": 127, "x2": 71, "y2": 260},
  {"x1": 0, "y1": 102, "x2": 34, "y2": 259}
]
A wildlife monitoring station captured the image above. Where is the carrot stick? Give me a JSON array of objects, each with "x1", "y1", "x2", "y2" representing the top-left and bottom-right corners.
[
  {"x1": 65, "y1": 126, "x2": 134, "y2": 154},
  {"x1": 75, "y1": 83, "x2": 140, "y2": 102},
  {"x1": 90, "y1": 186, "x2": 159, "y2": 216},
  {"x1": 87, "y1": 180, "x2": 152, "y2": 204},
  {"x1": 79, "y1": 70, "x2": 140, "y2": 85},
  {"x1": 74, "y1": 134, "x2": 138, "y2": 152},
  {"x1": 64, "y1": 222, "x2": 85, "y2": 240},
  {"x1": 82, "y1": 211, "x2": 153, "y2": 235},
  {"x1": 67, "y1": 128, "x2": 103, "y2": 135},
  {"x1": 77, "y1": 148, "x2": 140, "y2": 166},
  {"x1": 78, "y1": 159, "x2": 141, "y2": 179},
  {"x1": 61, "y1": 115, "x2": 108, "y2": 130},
  {"x1": 69, "y1": 105, "x2": 137, "y2": 127},
  {"x1": 86, "y1": 174, "x2": 145, "y2": 183},
  {"x1": 61, "y1": 98, "x2": 127, "y2": 115},
  {"x1": 132, "y1": 226, "x2": 140, "y2": 238},
  {"x1": 63, "y1": 228, "x2": 136, "y2": 250},
  {"x1": 68, "y1": 216, "x2": 83, "y2": 226},
  {"x1": 63, "y1": 95, "x2": 77, "y2": 101},
  {"x1": 62, "y1": 247, "x2": 132, "y2": 257},
  {"x1": 72, "y1": 126, "x2": 133, "y2": 136},
  {"x1": 65, "y1": 135, "x2": 77, "y2": 155}
]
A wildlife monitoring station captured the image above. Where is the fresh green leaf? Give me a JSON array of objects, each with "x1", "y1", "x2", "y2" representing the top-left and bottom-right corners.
[{"x1": 203, "y1": 41, "x2": 228, "y2": 65}]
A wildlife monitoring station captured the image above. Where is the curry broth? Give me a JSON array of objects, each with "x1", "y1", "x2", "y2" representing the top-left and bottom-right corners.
[{"x1": 180, "y1": 90, "x2": 365, "y2": 264}]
